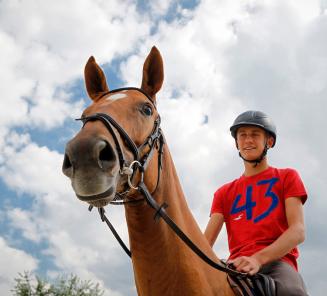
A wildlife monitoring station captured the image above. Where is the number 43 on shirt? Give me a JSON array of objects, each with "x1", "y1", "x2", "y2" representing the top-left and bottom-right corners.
[{"x1": 230, "y1": 177, "x2": 279, "y2": 223}]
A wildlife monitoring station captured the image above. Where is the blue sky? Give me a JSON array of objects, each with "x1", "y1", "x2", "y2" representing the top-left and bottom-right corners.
[{"x1": 0, "y1": 0, "x2": 326, "y2": 295}]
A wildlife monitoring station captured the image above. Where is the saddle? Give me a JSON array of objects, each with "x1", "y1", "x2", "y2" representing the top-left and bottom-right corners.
[{"x1": 227, "y1": 272, "x2": 276, "y2": 296}]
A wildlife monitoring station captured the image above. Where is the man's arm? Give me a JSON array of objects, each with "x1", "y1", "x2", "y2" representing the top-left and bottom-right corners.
[
  {"x1": 204, "y1": 213, "x2": 224, "y2": 247},
  {"x1": 229, "y1": 197, "x2": 305, "y2": 275}
]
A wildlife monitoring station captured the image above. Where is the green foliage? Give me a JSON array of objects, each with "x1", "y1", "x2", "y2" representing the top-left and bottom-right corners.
[{"x1": 12, "y1": 271, "x2": 104, "y2": 296}]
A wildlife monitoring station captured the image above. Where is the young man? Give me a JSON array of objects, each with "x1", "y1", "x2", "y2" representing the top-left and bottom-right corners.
[{"x1": 205, "y1": 110, "x2": 308, "y2": 296}]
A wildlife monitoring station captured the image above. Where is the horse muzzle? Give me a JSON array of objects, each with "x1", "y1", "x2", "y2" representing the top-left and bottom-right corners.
[{"x1": 62, "y1": 134, "x2": 120, "y2": 205}]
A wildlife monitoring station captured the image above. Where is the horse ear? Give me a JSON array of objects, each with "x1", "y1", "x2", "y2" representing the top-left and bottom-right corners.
[
  {"x1": 84, "y1": 56, "x2": 109, "y2": 101},
  {"x1": 141, "y1": 46, "x2": 164, "y2": 100}
]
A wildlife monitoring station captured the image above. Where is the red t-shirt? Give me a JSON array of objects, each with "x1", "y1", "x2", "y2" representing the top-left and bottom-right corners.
[{"x1": 210, "y1": 167, "x2": 307, "y2": 270}]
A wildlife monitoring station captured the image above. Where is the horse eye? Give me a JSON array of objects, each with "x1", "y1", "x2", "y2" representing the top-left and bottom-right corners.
[{"x1": 141, "y1": 104, "x2": 153, "y2": 116}]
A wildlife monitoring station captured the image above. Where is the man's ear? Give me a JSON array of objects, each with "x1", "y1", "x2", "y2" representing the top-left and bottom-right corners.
[
  {"x1": 235, "y1": 139, "x2": 239, "y2": 150},
  {"x1": 266, "y1": 134, "x2": 274, "y2": 148}
]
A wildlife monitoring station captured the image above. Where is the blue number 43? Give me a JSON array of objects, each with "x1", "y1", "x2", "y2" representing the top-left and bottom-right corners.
[{"x1": 230, "y1": 178, "x2": 279, "y2": 223}]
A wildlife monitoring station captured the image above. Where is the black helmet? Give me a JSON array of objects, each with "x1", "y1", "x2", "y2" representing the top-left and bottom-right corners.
[{"x1": 230, "y1": 110, "x2": 277, "y2": 147}]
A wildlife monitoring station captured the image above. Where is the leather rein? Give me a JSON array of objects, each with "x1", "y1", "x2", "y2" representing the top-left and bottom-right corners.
[{"x1": 76, "y1": 87, "x2": 246, "y2": 278}]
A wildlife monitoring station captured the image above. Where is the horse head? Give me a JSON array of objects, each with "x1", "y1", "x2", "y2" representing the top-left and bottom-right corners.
[{"x1": 62, "y1": 47, "x2": 164, "y2": 208}]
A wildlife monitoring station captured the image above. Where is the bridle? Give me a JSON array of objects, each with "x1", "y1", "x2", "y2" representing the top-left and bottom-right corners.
[
  {"x1": 75, "y1": 87, "x2": 247, "y2": 278},
  {"x1": 238, "y1": 142, "x2": 269, "y2": 168},
  {"x1": 76, "y1": 87, "x2": 164, "y2": 203}
]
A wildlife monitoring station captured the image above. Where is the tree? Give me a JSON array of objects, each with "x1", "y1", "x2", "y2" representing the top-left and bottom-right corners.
[{"x1": 12, "y1": 271, "x2": 104, "y2": 296}]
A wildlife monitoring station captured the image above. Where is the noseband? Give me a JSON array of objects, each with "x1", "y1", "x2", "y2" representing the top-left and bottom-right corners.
[{"x1": 75, "y1": 87, "x2": 247, "y2": 279}]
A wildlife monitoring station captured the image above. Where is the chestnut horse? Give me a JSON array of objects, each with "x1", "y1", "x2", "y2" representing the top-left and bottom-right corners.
[{"x1": 63, "y1": 47, "x2": 235, "y2": 295}]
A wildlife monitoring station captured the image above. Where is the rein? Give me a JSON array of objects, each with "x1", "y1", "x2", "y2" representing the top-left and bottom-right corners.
[{"x1": 77, "y1": 87, "x2": 247, "y2": 279}]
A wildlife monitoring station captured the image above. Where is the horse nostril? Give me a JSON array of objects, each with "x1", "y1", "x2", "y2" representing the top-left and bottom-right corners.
[
  {"x1": 99, "y1": 144, "x2": 113, "y2": 161},
  {"x1": 62, "y1": 153, "x2": 73, "y2": 176},
  {"x1": 98, "y1": 141, "x2": 116, "y2": 168}
]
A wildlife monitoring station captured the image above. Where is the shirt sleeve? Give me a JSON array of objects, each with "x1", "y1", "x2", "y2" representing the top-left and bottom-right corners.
[
  {"x1": 283, "y1": 169, "x2": 307, "y2": 204},
  {"x1": 210, "y1": 187, "x2": 225, "y2": 216}
]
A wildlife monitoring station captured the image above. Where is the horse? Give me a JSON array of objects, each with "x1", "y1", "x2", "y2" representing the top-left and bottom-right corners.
[{"x1": 62, "y1": 47, "x2": 237, "y2": 295}]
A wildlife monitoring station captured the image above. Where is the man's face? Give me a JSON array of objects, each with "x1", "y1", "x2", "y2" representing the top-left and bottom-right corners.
[{"x1": 236, "y1": 126, "x2": 274, "y2": 160}]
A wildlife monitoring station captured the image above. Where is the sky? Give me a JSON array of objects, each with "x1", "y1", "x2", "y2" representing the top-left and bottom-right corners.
[{"x1": 0, "y1": 0, "x2": 326, "y2": 295}]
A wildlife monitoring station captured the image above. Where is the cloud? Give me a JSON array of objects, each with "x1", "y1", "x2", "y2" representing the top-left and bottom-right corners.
[
  {"x1": 0, "y1": 0, "x2": 151, "y2": 131},
  {"x1": 0, "y1": 0, "x2": 326, "y2": 295},
  {"x1": 0, "y1": 137, "x2": 68, "y2": 196},
  {"x1": 0, "y1": 237, "x2": 38, "y2": 295},
  {"x1": 0, "y1": 133, "x2": 135, "y2": 294},
  {"x1": 148, "y1": 0, "x2": 174, "y2": 17},
  {"x1": 0, "y1": 0, "x2": 152, "y2": 293},
  {"x1": 7, "y1": 208, "x2": 42, "y2": 243},
  {"x1": 118, "y1": 1, "x2": 327, "y2": 294}
]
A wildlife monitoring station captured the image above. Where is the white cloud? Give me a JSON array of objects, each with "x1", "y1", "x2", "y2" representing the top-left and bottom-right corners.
[
  {"x1": 8, "y1": 208, "x2": 42, "y2": 243},
  {"x1": 1, "y1": 0, "x2": 327, "y2": 295},
  {"x1": 0, "y1": 136, "x2": 134, "y2": 294},
  {"x1": 118, "y1": 1, "x2": 327, "y2": 293},
  {"x1": 0, "y1": 237, "x2": 38, "y2": 295},
  {"x1": 0, "y1": 231, "x2": 122, "y2": 296},
  {"x1": 149, "y1": 0, "x2": 173, "y2": 16},
  {"x1": 0, "y1": 0, "x2": 151, "y2": 130},
  {"x1": 0, "y1": 140, "x2": 69, "y2": 196}
]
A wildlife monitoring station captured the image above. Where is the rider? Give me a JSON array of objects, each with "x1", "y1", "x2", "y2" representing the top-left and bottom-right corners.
[{"x1": 205, "y1": 110, "x2": 308, "y2": 295}]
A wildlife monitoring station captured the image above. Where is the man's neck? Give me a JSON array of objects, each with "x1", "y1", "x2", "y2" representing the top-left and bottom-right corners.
[{"x1": 243, "y1": 158, "x2": 270, "y2": 177}]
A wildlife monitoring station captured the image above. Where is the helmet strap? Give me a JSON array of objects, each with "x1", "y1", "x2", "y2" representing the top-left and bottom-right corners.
[{"x1": 237, "y1": 140, "x2": 269, "y2": 167}]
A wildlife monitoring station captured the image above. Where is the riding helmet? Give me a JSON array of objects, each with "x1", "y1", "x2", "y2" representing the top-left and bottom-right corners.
[{"x1": 230, "y1": 110, "x2": 277, "y2": 147}]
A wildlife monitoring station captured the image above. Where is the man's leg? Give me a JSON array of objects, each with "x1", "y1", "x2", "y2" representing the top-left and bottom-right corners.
[{"x1": 260, "y1": 260, "x2": 308, "y2": 296}]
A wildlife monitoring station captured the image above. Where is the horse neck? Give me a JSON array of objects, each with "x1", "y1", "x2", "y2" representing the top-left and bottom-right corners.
[{"x1": 124, "y1": 145, "x2": 231, "y2": 296}]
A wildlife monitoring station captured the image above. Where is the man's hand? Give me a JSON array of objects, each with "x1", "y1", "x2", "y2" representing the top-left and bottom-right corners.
[{"x1": 228, "y1": 256, "x2": 262, "y2": 275}]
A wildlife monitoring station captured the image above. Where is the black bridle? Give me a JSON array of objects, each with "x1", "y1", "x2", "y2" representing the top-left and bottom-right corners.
[
  {"x1": 76, "y1": 87, "x2": 164, "y2": 203},
  {"x1": 75, "y1": 87, "x2": 247, "y2": 278}
]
